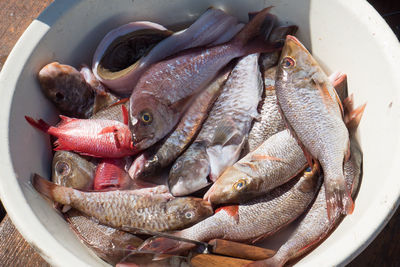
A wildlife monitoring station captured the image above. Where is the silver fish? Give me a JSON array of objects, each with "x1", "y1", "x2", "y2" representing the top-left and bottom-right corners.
[
  {"x1": 169, "y1": 53, "x2": 263, "y2": 196},
  {"x1": 139, "y1": 163, "x2": 322, "y2": 255},
  {"x1": 204, "y1": 129, "x2": 307, "y2": 204},
  {"x1": 275, "y1": 35, "x2": 352, "y2": 221}
]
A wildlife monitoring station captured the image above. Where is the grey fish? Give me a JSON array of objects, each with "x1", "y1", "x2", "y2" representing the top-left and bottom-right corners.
[
  {"x1": 246, "y1": 65, "x2": 285, "y2": 152},
  {"x1": 65, "y1": 209, "x2": 143, "y2": 265},
  {"x1": 275, "y1": 35, "x2": 352, "y2": 220},
  {"x1": 38, "y1": 62, "x2": 95, "y2": 118},
  {"x1": 129, "y1": 68, "x2": 230, "y2": 180},
  {"x1": 249, "y1": 108, "x2": 364, "y2": 267},
  {"x1": 128, "y1": 7, "x2": 279, "y2": 151},
  {"x1": 169, "y1": 53, "x2": 263, "y2": 196},
  {"x1": 32, "y1": 174, "x2": 213, "y2": 232},
  {"x1": 204, "y1": 129, "x2": 307, "y2": 205},
  {"x1": 139, "y1": 163, "x2": 322, "y2": 254}
]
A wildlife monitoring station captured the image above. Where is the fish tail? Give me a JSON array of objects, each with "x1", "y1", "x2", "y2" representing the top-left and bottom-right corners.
[
  {"x1": 32, "y1": 173, "x2": 73, "y2": 205},
  {"x1": 25, "y1": 116, "x2": 50, "y2": 133},
  {"x1": 324, "y1": 177, "x2": 354, "y2": 222},
  {"x1": 232, "y1": 6, "x2": 274, "y2": 47}
]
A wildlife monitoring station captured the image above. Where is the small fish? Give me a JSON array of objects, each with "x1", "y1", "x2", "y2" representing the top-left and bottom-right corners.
[
  {"x1": 94, "y1": 158, "x2": 133, "y2": 190},
  {"x1": 139, "y1": 163, "x2": 322, "y2": 255},
  {"x1": 129, "y1": 68, "x2": 230, "y2": 180},
  {"x1": 169, "y1": 53, "x2": 263, "y2": 196},
  {"x1": 128, "y1": 7, "x2": 279, "y2": 151},
  {"x1": 32, "y1": 174, "x2": 213, "y2": 232},
  {"x1": 51, "y1": 151, "x2": 95, "y2": 190},
  {"x1": 275, "y1": 35, "x2": 352, "y2": 221},
  {"x1": 248, "y1": 102, "x2": 365, "y2": 267},
  {"x1": 65, "y1": 209, "x2": 143, "y2": 265},
  {"x1": 25, "y1": 108, "x2": 134, "y2": 158},
  {"x1": 245, "y1": 66, "x2": 285, "y2": 153},
  {"x1": 38, "y1": 62, "x2": 95, "y2": 118},
  {"x1": 204, "y1": 129, "x2": 307, "y2": 204}
]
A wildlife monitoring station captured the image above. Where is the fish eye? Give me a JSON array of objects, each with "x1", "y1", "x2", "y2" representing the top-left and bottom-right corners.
[
  {"x1": 140, "y1": 111, "x2": 153, "y2": 124},
  {"x1": 55, "y1": 162, "x2": 70, "y2": 176},
  {"x1": 185, "y1": 211, "x2": 194, "y2": 219},
  {"x1": 55, "y1": 92, "x2": 64, "y2": 102},
  {"x1": 305, "y1": 166, "x2": 312, "y2": 173},
  {"x1": 233, "y1": 179, "x2": 247, "y2": 191},
  {"x1": 282, "y1": 56, "x2": 296, "y2": 69}
]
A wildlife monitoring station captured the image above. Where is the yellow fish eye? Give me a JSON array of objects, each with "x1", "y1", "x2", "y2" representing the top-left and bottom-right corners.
[
  {"x1": 282, "y1": 56, "x2": 296, "y2": 69},
  {"x1": 140, "y1": 111, "x2": 152, "y2": 124},
  {"x1": 233, "y1": 179, "x2": 247, "y2": 191}
]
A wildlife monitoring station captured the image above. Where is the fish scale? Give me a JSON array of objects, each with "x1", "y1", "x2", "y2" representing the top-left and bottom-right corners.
[
  {"x1": 32, "y1": 175, "x2": 213, "y2": 232},
  {"x1": 168, "y1": 53, "x2": 263, "y2": 196}
]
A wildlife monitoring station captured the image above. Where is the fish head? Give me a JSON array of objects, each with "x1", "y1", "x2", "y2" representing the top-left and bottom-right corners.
[
  {"x1": 129, "y1": 96, "x2": 177, "y2": 151},
  {"x1": 168, "y1": 142, "x2": 211, "y2": 196},
  {"x1": 204, "y1": 165, "x2": 257, "y2": 204},
  {"x1": 52, "y1": 151, "x2": 95, "y2": 190},
  {"x1": 277, "y1": 35, "x2": 320, "y2": 85},
  {"x1": 166, "y1": 197, "x2": 213, "y2": 228}
]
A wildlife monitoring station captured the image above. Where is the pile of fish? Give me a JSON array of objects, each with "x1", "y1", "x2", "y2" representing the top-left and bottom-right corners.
[{"x1": 27, "y1": 6, "x2": 366, "y2": 267}]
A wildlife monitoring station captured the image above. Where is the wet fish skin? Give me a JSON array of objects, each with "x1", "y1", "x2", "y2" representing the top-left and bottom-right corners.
[
  {"x1": 140, "y1": 163, "x2": 322, "y2": 255},
  {"x1": 205, "y1": 129, "x2": 307, "y2": 205},
  {"x1": 246, "y1": 65, "x2": 285, "y2": 152},
  {"x1": 65, "y1": 209, "x2": 143, "y2": 265},
  {"x1": 129, "y1": 68, "x2": 230, "y2": 180},
  {"x1": 94, "y1": 158, "x2": 133, "y2": 190},
  {"x1": 128, "y1": 7, "x2": 278, "y2": 151},
  {"x1": 248, "y1": 134, "x2": 363, "y2": 267},
  {"x1": 32, "y1": 174, "x2": 213, "y2": 232},
  {"x1": 38, "y1": 62, "x2": 95, "y2": 118},
  {"x1": 275, "y1": 35, "x2": 352, "y2": 220},
  {"x1": 52, "y1": 151, "x2": 95, "y2": 190},
  {"x1": 25, "y1": 115, "x2": 134, "y2": 158},
  {"x1": 169, "y1": 53, "x2": 263, "y2": 196}
]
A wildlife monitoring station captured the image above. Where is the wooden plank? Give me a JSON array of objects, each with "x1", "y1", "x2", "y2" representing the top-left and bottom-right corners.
[
  {"x1": 209, "y1": 239, "x2": 275, "y2": 261},
  {"x1": 0, "y1": 216, "x2": 49, "y2": 267},
  {"x1": 191, "y1": 254, "x2": 253, "y2": 267}
]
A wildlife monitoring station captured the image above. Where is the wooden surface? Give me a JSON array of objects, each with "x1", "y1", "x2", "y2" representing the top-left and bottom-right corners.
[{"x1": 0, "y1": 0, "x2": 399, "y2": 266}]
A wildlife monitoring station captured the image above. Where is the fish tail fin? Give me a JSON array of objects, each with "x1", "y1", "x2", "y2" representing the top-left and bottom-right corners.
[
  {"x1": 32, "y1": 173, "x2": 73, "y2": 205},
  {"x1": 344, "y1": 99, "x2": 366, "y2": 133},
  {"x1": 232, "y1": 6, "x2": 274, "y2": 47},
  {"x1": 25, "y1": 116, "x2": 50, "y2": 133},
  {"x1": 324, "y1": 177, "x2": 354, "y2": 222}
]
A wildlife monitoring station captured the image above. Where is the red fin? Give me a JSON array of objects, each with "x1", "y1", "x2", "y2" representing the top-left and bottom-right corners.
[
  {"x1": 53, "y1": 139, "x2": 73, "y2": 151},
  {"x1": 325, "y1": 180, "x2": 354, "y2": 222},
  {"x1": 98, "y1": 126, "x2": 117, "y2": 135},
  {"x1": 345, "y1": 103, "x2": 366, "y2": 132},
  {"x1": 25, "y1": 116, "x2": 50, "y2": 133},
  {"x1": 216, "y1": 205, "x2": 239, "y2": 223},
  {"x1": 122, "y1": 105, "x2": 129, "y2": 125},
  {"x1": 251, "y1": 154, "x2": 286, "y2": 163},
  {"x1": 59, "y1": 115, "x2": 76, "y2": 123},
  {"x1": 314, "y1": 80, "x2": 343, "y2": 115},
  {"x1": 332, "y1": 72, "x2": 348, "y2": 103},
  {"x1": 110, "y1": 98, "x2": 129, "y2": 107}
]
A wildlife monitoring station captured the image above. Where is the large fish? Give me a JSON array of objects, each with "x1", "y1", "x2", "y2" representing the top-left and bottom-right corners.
[
  {"x1": 275, "y1": 35, "x2": 352, "y2": 220},
  {"x1": 139, "y1": 163, "x2": 322, "y2": 254},
  {"x1": 129, "y1": 68, "x2": 230, "y2": 180},
  {"x1": 25, "y1": 108, "x2": 134, "y2": 158},
  {"x1": 128, "y1": 7, "x2": 279, "y2": 151},
  {"x1": 169, "y1": 53, "x2": 263, "y2": 196},
  {"x1": 204, "y1": 129, "x2": 307, "y2": 204},
  {"x1": 32, "y1": 174, "x2": 213, "y2": 232},
  {"x1": 248, "y1": 101, "x2": 365, "y2": 267}
]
